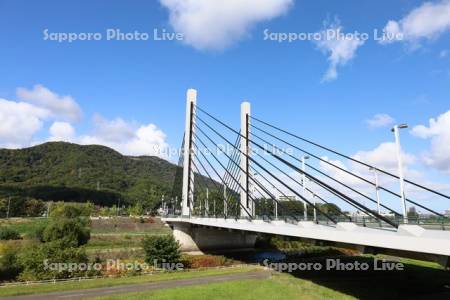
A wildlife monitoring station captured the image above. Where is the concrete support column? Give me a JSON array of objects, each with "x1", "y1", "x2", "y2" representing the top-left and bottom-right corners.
[{"x1": 170, "y1": 222, "x2": 257, "y2": 252}]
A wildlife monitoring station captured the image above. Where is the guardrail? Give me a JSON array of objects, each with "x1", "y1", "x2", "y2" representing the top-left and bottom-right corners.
[{"x1": 164, "y1": 214, "x2": 450, "y2": 230}]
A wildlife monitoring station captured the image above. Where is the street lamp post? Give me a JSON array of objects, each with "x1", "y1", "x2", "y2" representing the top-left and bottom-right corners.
[
  {"x1": 301, "y1": 155, "x2": 310, "y2": 221},
  {"x1": 223, "y1": 183, "x2": 227, "y2": 217},
  {"x1": 250, "y1": 172, "x2": 258, "y2": 218},
  {"x1": 370, "y1": 167, "x2": 381, "y2": 215},
  {"x1": 206, "y1": 187, "x2": 209, "y2": 217},
  {"x1": 392, "y1": 124, "x2": 408, "y2": 224},
  {"x1": 312, "y1": 194, "x2": 317, "y2": 222}
]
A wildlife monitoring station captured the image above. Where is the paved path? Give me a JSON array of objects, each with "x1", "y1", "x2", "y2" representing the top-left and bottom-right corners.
[{"x1": 2, "y1": 271, "x2": 271, "y2": 300}]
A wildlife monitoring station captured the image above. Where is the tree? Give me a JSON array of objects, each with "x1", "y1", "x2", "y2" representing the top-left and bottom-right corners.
[
  {"x1": 43, "y1": 202, "x2": 91, "y2": 246},
  {"x1": 142, "y1": 235, "x2": 181, "y2": 266},
  {"x1": 24, "y1": 198, "x2": 46, "y2": 217},
  {"x1": 407, "y1": 210, "x2": 419, "y2": 220},
  {"x1": 128, "y1": 202, "x2": 144, "y2": 216},
  {"x1": 43, "y1": 218, "x2": 90, "y2": 247},
  {"x1": 49, "y1": 202, "x2": 91, "y2": 218},
  {"x1": 318, "y1": 203, "x2": 342, "y2": 216},
  {"x1": 0, "y1": 196, "x2": 26, "y2": 217}
]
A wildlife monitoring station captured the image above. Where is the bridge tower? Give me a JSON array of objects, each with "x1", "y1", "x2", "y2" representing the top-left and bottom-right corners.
[
  {"x1": 240, "y1": 102, "x2": 251, "y2": 217},
  {"x1": 182, "y1": 89, "x2": 197, "y2": 217}
]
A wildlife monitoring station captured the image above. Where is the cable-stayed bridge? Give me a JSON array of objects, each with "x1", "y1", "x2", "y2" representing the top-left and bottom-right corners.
[{"x1": 162, "y1": 89, "x2": 450, "y2": 267}]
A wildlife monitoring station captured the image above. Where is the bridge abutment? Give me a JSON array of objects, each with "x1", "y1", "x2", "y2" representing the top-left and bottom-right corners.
[{"x1": 169, "y1": 222, "x2": 257, "y2": 252}]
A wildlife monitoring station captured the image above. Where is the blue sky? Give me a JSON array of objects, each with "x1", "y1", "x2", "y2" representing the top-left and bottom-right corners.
[{"x1": 1, "y1": 0, "x2": 450, "y2": 211}]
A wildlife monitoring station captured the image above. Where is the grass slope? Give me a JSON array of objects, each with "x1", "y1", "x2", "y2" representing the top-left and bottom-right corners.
[{"x1": 0, "y1": 267, "x2": 259, "y2": 297}]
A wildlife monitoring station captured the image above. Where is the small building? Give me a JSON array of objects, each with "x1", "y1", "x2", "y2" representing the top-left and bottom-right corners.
[{"x1": 278, "y1": 195, "x2": 296, "y2": 202}]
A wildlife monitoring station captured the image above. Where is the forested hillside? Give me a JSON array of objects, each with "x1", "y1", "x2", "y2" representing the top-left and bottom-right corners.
[{"x1": 0, "y1": 142, "x2": 182, "y2": 208}]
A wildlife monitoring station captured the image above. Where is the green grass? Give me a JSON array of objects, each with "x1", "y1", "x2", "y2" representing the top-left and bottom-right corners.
[
  {"x1": 87, "y1": 257, "x2": 450, "y2": 300},
  {"x1": 90, "y1": 227, "x2": 170, "y2": 235},
  {"x1": 89, "y1": 273, "x2": 354, "y2": 300},
  {"x1": 0, "y1": 267, "x2": 259, "y2": 297},
  {"x1": 0, "y1": 218, "x2": 48, "y2": 236},
  {"x1": 86, "y1": 235, "x2": 143, "y2": 250}
]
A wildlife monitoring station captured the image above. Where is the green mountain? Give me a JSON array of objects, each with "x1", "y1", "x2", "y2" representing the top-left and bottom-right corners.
[{"x1": 0, "y1": 142, "x2": 184, "y2": 207}]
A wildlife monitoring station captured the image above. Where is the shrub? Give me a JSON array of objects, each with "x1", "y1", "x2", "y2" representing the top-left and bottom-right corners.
[
  {"x1": 0, "y1": 244, "x2": 22, "y2": 280},
  {"x1": 0, "y1": 226, "x2": 21, "y2": 240},
  {"x1": 186, "y1": 255, "x2": 231, "y2": 269},
  {"x1": 18, "y1": 241, "x2": 95, "y2": 281},
  {"x1": 142, "y1": 235, "x2": 181, "y2": 266},
  {"x1": 43, "y1": 218, "x2": 90, "y2": 247}
]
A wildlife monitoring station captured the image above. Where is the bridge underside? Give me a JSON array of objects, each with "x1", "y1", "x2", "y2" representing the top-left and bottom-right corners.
[{"x1": 163, "y1": 217, "x2": 450, "y2": 268}]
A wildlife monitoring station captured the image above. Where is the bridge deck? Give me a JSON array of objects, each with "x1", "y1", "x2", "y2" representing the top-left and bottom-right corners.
[{"x1": 163, "y1": 217, "x2": 450, "y2": 257}]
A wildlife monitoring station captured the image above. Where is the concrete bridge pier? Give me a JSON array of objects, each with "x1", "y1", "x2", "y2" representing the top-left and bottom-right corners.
[{"x1": 169, "y1": 222, "x2": 257, "y2": 252}]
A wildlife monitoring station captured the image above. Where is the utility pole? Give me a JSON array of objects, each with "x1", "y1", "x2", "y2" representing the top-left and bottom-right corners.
[
  {"x1": 392, "y1": 124, "x2": 408, "y2": 224},
  {"x1": 6, "y1": 196, "x2": 10, "y2": 219}
]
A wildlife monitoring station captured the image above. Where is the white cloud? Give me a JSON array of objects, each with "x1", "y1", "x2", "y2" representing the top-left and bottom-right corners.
[
  {"x1": 159, "y1": 0, "x2": 293, "y2": 50},
  {"x1": 17, "y1": 84, "x2": 82, "y2": 122},
  {"x1": 0, "y1": 99, "x2": 49, "y2": 148},
  {"x1": 412, "y1": 110, "x2": 450, "y2": 173},
  {"x1": 314, "y1": 17, "x2": 365, "y2": 82},
  {"x1": 440, "y1": 49, "x2": 449, "y2": 58},
  {"x1": 314, "y1": 143, "x2": 427, "y2": 209},
  {"x1": 380, "y1": 0, "x2": 450, "y2": 45},
  {"x1": 78, "y1": 116, "x2": 169, "y2": 158},
  {"x1": 319, "y1": 156, "x2": 369, "y2": 188},
  {"x1": 353, "y1": 142, "x2": 416, "y2": 175},
  {"x1": 365, "y1": 114, "x2": 395, "y2": 129},
  {"x1": 0, "y1": 85, "x2": 83, "y2": 148},
  {"x1": 49, "y1": 122, "x2": 75, "y2": 142},
  {"x1": 0, "y1": 85, "x2": 168, "y2": 158},
  {"x1": 91, "y1": 114, "x2": 135, "y2": 143}
]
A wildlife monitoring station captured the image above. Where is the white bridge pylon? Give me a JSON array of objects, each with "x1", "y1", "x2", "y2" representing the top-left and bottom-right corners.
[
  {"x1": 240, "y1": 101, "x2": 251, "y2": 218},
  {"x1": 181, "y1": 89, "x2": 253, "y2": 218},
  {"x1": 181, "y1": 89, "x2": 196, "y2": 216}
]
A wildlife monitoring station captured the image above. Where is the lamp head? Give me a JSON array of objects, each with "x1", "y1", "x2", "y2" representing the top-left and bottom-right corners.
[{"x1": 391, "y1": 124, "x2": 408, "y2": 132}]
